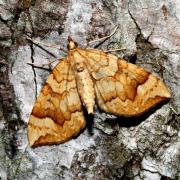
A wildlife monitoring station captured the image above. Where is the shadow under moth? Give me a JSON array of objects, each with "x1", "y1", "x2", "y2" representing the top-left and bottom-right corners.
[{"x1": 28, "y1": 37, "x2": 171, "y2": 147}]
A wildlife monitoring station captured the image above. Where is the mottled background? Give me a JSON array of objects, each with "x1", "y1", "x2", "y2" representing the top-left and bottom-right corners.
[{"x1": 0, "y1": 0, "x2": 179, "y2": 179}]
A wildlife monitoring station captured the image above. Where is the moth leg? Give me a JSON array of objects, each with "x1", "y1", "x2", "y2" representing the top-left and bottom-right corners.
[{"x1": 27, "y1": 59, "x2": 62, "y2": 71}]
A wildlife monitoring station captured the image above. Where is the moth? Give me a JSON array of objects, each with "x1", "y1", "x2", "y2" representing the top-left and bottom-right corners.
[{"x1": 28, "y1": 37, "x2": 171, "y2": 147}]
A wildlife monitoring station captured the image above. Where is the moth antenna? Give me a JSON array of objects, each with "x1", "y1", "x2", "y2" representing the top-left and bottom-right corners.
[
  {"x1": 26, "y1": 36, "x2": 60, "y2": 50},
  {"x1": 60, "y1": 48, "x2": 67, "y2": 53},
  {"x1": 104, "y1": 48, "x2": 126, "y2": 53},
  {"x1": 87, "y1": 25, "x2": 119, "y2": 45}
]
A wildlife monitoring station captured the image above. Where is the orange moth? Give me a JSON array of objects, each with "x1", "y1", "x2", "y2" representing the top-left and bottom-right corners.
[{"x1": 27, "y1": 37, "x2": 171, "y2": 147}]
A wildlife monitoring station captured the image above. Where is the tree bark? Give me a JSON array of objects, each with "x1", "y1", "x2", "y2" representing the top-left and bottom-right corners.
[{"x1": 0, "y1": 0, "x2": 179, "y2": 179}]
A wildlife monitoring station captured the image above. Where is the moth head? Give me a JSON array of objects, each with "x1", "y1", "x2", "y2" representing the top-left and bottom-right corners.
[{"x1": 67, "y1": 36, "x2": 78, "y2": 50}]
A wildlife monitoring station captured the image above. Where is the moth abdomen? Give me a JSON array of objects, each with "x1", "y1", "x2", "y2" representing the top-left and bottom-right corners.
[{"x1": 74, "y1": 65, "x2": 95, "y2": 114}]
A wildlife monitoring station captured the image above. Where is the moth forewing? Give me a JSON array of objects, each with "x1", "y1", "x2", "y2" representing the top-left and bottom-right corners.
[
  {"x1": 76, "y1": 45, "x2": 170, "y2": 117},
  {"x1": 28, "y1": 59, "x2": 86, "y2": 147}
]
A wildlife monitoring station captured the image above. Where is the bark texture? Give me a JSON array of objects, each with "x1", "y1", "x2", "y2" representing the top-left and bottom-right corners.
[{"x1": 0, "y1": 0, "x2": 179, "y2": 179}]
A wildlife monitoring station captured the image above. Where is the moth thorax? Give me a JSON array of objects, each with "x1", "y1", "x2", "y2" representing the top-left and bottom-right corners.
[{"x1": 75, "y1": 62, "x2": 85, "y2": 72}]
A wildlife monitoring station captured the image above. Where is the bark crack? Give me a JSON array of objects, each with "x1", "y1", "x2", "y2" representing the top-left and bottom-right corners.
[
  {"x1": 29, "y1": 42, "x2": 38, "y2": 98},
  {"x1": 128, "y1": 9, "x2": 154, "y2": 44},
  {"x1": 128, "y1": 9, "x2": 142, "y2": 35}
]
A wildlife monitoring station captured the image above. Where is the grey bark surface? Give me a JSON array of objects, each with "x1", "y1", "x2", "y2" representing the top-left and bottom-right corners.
[{"x1": 0, "y1": 0, "x2": 179, "y2": 179}]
